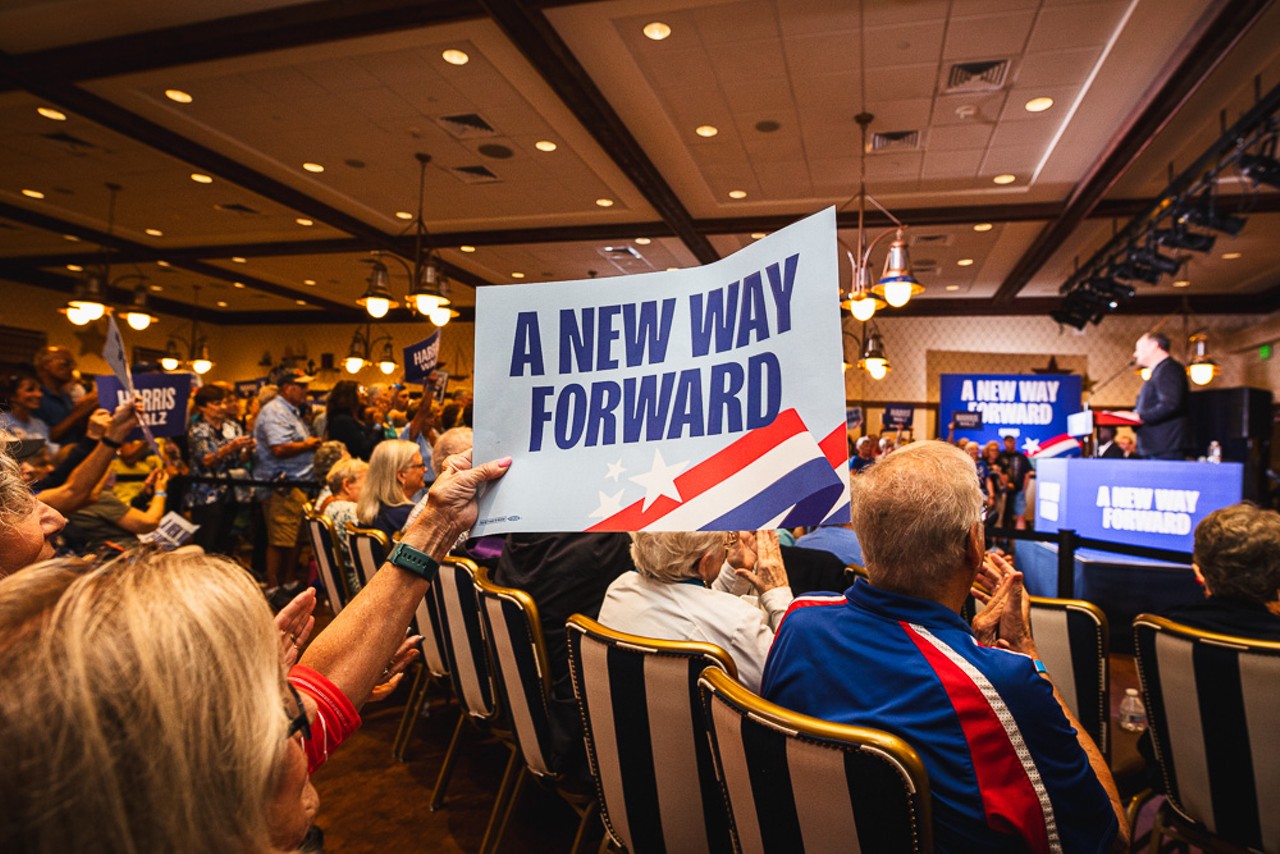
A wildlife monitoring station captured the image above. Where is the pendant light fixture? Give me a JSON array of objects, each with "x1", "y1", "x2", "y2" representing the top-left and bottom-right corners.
[
  {"x1": 1187, "y1": 333, "x2": 1218, "y2": 386},
  {"x1": 160, "y1": 284, "x2": 215, "y2": 374}
]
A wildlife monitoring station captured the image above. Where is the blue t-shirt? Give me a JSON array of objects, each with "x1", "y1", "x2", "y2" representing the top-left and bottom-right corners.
[
  {"x1": 794, "y1": 526, "x2": 863, "y2": 566},
  {"x1": 253, "y1": 396, "x2": 314, "y2": 481},
  {"x1": 763, "y1": 581, "x2": 1118, "y2": 853}
]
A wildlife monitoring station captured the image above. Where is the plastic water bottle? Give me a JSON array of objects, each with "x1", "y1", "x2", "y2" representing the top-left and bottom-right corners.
[
  {"x1": 1208, "y1": 441, "x2": 1222, "y2": 464},
  {"x1": 1118, "y1": 688, "x2": 1147, "y2": 732}
]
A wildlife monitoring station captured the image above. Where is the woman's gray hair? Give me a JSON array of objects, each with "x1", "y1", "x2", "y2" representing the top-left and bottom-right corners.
[
  {"x1": 357, "y1": 439, "x2": 418, "y2": 525},
  {"x1": 0, "y1": 550, "x2": 287, "y2": 852},
  {"x1": 0, "y1": 448, "x2": 36, "y2": 539},
  {"x1": 851, "y1": 440, "x2": 984, "y2": 597},
  {"x1": 630, "y1": 531, "x2": 721, "y2": 584}
]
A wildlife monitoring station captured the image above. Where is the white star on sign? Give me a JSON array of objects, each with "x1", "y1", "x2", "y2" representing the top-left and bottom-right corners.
[
  {"x1": 588, "y1": 490, "x2": 625, "y2": 519},
  {"x1": 629, "y1": 448, "x2": 688, "y2": 512},
  {"x1": 1022, "y1": 437, "x2": 1041, "y2": 455},
  {"x1": 605, "y1": 458, "x2": 626, "y2": 482}
]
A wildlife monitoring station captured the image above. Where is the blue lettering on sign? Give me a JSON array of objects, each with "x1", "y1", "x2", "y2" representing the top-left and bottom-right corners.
[
  {"x1": 510, "y1": 312, "x2": 545, "y2": 377},
  {"x1": 689, "y1": 253, "x2": 799, "y2": 357}
]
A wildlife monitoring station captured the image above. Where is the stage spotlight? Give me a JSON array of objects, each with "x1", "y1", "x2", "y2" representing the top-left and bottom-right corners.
[
  {"x1": 1129, "y1": 245, "x2": 1181, "y2": 275},
  {"x1": 1089, "y1": 277, "x2": 1134, "y2": 307},
  {"x1": 1051, "y1": 305, "x2": 1090, "y2": 330},
  {"x1": 1155, "y1": 225, "x2": 1215, "y2": 254},
  {"x1": 1111, "y1": 261, "x2": 1161, "y2": 285},
  {"x1": 1176, "y1": 194, "x2": 1246, "y2": 236},
  {"x1": 1239, "y1": 152, "x2": 1280, "y2": 190}
]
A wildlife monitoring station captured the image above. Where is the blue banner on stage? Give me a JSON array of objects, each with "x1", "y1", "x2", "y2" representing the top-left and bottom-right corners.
[
  {"x1": 1034, "y1": 458, "x2": 1242, "y2": 552},
  {"x1": 403, "y1": 332, "x2": 440, "y2": 384},
  {"x1": 96, "y1": 373, "x2": 193, "y2": 439},
  {"x1": 882, "y1": 404, "x2": 914, "y2": 428},
  {"x1": 940, "y1": 373, "x2": 1082, "y2": 457}
]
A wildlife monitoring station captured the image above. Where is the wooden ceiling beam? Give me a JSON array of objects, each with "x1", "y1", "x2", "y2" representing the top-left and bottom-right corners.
[
  {"x1": 477, "y1": 0, "x2": 719, "y2": 265},
  {"x1": 0, "y1": 1, "x2": 485, "y2": 93},
  {"x1": 992, "y1": 0, "x2": 1274, "y2": 305}
]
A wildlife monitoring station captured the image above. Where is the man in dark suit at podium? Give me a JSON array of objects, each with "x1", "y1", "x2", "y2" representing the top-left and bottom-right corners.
[{"x1": 1133, "y1": 331, "x2": 1190, "y2": 459}]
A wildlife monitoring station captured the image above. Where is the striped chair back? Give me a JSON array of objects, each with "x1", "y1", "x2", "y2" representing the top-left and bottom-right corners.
[
  {"x1": 698, "y1": 667, "x2": 933, "y2": 854},
  {"x1": 1028, "y1": 596, "x2": 1109, "y2": 758},
  {"x1": 344, "y1": 522, "x2": 390, "y2": 588},
  {"x1": 303, "y1": 509, "x2": 351, "y2": 613},
  {"x1": 566, "y1": 614, "x2": 735, "y2": 854},
  {"x1": 413, "y1": 581, "x2": 450, "y2": 680},
  {"x1": 475, "y1": 568, "x2": 558, "y2": 777},
  {"x1": 1134, "y1": 615, "x2": 1280, "y2": 852},
  {"x1": 435, "y1": 557, "x2": 498, "y2": 720}
]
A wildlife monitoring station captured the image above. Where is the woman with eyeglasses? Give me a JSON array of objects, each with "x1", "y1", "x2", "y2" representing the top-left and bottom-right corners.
[
  {"x1": 0, "y1": 450, "x2": 511, "y2": 852},
  {"x1": 356, "y1": 439, "x2": 426, "y2": 539},
  {"x1": 596, "y1": 529, "x2": 793, "y2": 692}
]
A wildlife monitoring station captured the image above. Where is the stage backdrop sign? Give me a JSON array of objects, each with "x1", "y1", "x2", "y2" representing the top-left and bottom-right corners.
[
  {"x1": 96, "y1": 373, "x2": 193, "y2": 439},
  {"x1": 1035, "y1": 458, "x2": 1241, "y2": 552},
  {"x1": 403, "y1": 331, "x2": 440, "y2": 384},
  {"x1": 472, "y1": 207, "x2": 849, "y2": 535},
  {"x1": 940, "y1": 372, "x2": 1082, "y2": 456}
]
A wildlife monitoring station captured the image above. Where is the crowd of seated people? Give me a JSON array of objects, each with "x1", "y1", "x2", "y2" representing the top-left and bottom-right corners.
[{"x1": 7, "y1": 340, "x2": 1280, "y2": 852}]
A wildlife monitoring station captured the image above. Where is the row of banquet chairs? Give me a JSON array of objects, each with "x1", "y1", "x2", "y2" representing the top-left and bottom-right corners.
[{"x1": 301, "y1": 512, "x2": 1280, "y2": 853}]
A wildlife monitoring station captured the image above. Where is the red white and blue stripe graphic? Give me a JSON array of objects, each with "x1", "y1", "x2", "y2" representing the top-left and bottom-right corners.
[
  {"x1": 1028, "y1": 433, "x2": 1082, "y2": 459},
  {"x1": 587, "y1": 408, "x2": 848, "y2": 532},
  {"x1": 903, "y1": 622, "x2": 1063, "y2": 854}
]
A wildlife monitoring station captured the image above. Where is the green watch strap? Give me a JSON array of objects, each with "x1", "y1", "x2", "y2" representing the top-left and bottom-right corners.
[{"x1": 387, "y1": 542, "x2": 441, "y2": 582}]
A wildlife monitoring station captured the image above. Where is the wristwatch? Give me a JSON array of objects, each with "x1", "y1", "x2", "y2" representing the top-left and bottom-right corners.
[{"x1": 387, "y1": 541, "x2": 440, "y2": 583}]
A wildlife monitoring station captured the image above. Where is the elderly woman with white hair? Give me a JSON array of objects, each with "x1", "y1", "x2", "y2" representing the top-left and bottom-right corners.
[{"x1": 596, "y1": 530, "x2": 792, "y2": 692}]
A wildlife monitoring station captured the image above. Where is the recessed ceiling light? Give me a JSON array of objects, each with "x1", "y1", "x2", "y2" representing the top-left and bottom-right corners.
[
  {"x1": 992, "y1": 173, "x2": 1016, "y2": 185},
  {"x1": 666, "y1": 267, "x2": 679, "y2": 272},
  {"x1": 145, "y1": 228, "x2": 163, "y2": 237},
  {"x1": 156, "y1": 260, "x2": 171, "y2": 268},
  {"x1": 750, "y1": 232, "x2": 767, "y2": 239},
  {"x1": 695, "y1": 125, "x2": 719, "y2": 138},
  {"x1": 442, "y1": 49, "x2": 469, "y2": 66},
  {"x1": 63, "y1": 234, "x2": 80, "y2": 242},
  {"x1": 37, "y1": 106, "x2": 66, "y2": 121},
  {"x1": 302, "y1": 162, "x2": 325, "y2": 173},
  {"x1": 957, "y1": 258, "x2": 975, "y2": 267},
  {"x1": 295, "y1": 299, "x2": 307, "y2": 305},
  {"x1": 295, "y1": 217, "x2": 314, "y2": 226},
  {"x1": 303, "y1": 279, "x2": 316, "y2": 285},
  {"x1": 534, "y1": 140, "x2": 558, "y2": 152},
  {"x1": 511, "y1": 272, "x2": 526, "y2": 279},
  {"x1": 1222, "y1": 251, "x2": 1242, "y2": 260},
  {"x1": 728, "y1": 190, "x2": 747, "y2": 199},
  {"x1": 635, "y1": 237, "x2": 652, "y2": 245},
  {"x1": 1024, "y1": 97, "x2": 1054, "y2": 113},
  {"x1": 66, "y1": 264, "x2": 83, "y2": 272},
  {"x1": 149, "y1": 284, "x2": 163, "y2": 292},
  {"x1": 21, "y1": 189, "x2": 44, "y2": 199},
  {"x1": 643, "y1": 21, "x2": 672, "y2": 40},
  {"x1": 945, "y1": 284, "x2": 960, "y2": 291},
  {"x1": 233, "y1": 281, "x2": 245, "y2": 288},
  {"x1": 231, "y1": 256, "x2": 246, "y2": 263},
  {"x1": 394, "y1": 211, "x2": 414, "y2": 220},
  {"x1": 1172, "y1": 280, "x2": 1190, "y2": 288},
  {"x1": 190, "y1": 173, "x2": 213, "y2": 184},
  {"x1": 165, "y1": 89, "x2": 193, "y2": 104},
  {"x1": 595, "y1": 198, "x2": 614, "y2": 207},
  {"x1": 460, "y1": 245, "x2": 476, "y2": 253},
  {"x1": 216, "y1": 300, "x2": 228, "y2": 307},
  {"x1": 973, "y1": 223, "x2": 994, "y2": 232}
]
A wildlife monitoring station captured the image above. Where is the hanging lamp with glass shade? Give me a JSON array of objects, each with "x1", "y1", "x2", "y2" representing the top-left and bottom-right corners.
[
  {"x1": 122, "y1": 282, "x2": 158, "y2": 330},
  {"x1": 1187, "y1": 333, "x2": 1218, "y2": 386},
  {"x1": 357, "y1": 257, "x2": 399, "y2": 319},
  {"x1": 404, "y1": 153, "x2": 452, "y2": 319},
  {"x1": 859, "y1": 327, "x2": 891, "y2": 380},
  {"x1": 871, "y1": 230, "x2": 925, "y2": 308}
]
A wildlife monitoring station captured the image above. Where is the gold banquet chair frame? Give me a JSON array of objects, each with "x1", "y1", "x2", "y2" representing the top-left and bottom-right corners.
[
  {"x1": 344, "y1": 521, "x2": 391, "y2": 588},
  {"x1": 698, "y1": 667, "x2": 933, "y2": 854}
]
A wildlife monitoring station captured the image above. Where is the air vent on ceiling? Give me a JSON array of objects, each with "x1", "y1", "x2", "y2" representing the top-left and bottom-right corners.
[
  {"x1": 447, "y1": 164, "x2": 501, "y2": 184},
  {"x1": 599, "y1": 244, "x2": 653, "y2": 274},
  {"x1": 945, "y1": 60, "x2": 1009, "y2": 93},
  {"x1": 910, "y1": 233, "x2": 952, "y2": 247},
  {"x1": 870, "y1": 130, "x2": 920, "y2": 152},
  {"x1": 41, "y1": 132, "x2": 96, "y2": 149},
  {"x1": 911, "y1": 258, "x2": 940, "y2": 275},
  {"x1": 214, "y1": 202, "x2": 261, "y2": 215},
  {"x1": 434, "y1": 112, "x2": 498, "y2": 139}
]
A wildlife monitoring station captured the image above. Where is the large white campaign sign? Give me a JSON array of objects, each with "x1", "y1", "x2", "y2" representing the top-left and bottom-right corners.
[{"x1": 472, "y1": 207, "x2": 849, "y2": 535}]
